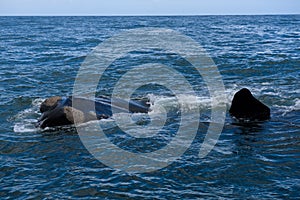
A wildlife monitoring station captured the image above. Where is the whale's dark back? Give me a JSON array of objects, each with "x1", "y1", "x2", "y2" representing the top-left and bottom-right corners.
[{"x1": 229, "y1": 88, "x2": 270, "y2": 121}]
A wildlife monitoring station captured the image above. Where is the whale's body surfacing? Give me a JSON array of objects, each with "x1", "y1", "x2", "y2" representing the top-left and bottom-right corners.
[
  {"x1": 229, "y1": 88, "x2": 270, "y2": 121},
  {"x1": 36, "y1": 96, "x2": 150, "y2": 129}
]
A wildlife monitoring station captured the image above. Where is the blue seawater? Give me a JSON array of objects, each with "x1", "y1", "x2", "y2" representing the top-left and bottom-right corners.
[{"x1": 0, "y1": 16, "x2": 299, "y2": 199}]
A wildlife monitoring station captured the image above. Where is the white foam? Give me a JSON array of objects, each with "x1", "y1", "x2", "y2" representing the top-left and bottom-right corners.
[
  {"x1": 13, "y1": 98, "x2": 44, "y2": 133},
  {"x1": 14, "y1": 121, "x2": 39, "y2": 133},
  {"x1": 277, "y1": 98, "x2": 300, "y2": 116},
  {"x1": 147, "y1": 93, "x2": 227, "y2": 114}
]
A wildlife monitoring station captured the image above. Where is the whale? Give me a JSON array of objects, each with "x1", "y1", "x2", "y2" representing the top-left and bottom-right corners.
[
  {"x1": 36, "y1": 88, "x2": 270, "y2": 128},
  {"x1": 36, "y1": 96, "x2": 150, "y2": 129},
  {"x1": 229, "y1": 88, "x2": 270, "y2": 121}
]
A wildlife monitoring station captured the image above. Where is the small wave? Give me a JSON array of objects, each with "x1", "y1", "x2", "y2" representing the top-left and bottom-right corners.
[
  {"x1": 275, "y1": 98, "x2": 300, "y2": 116},
  {"x1": 13, "y1": 98, "x2": 44, "y2": 133},
  {"x1": 14, "y1": 120, "x2": 39, "y2": 133},
  {"x1": 147, "y1": 93, "x2": 227, "y2": 113}
]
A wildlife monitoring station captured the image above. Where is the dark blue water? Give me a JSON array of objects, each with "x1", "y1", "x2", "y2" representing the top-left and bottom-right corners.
[{"x1": 1, "y1": 16, "x2": 299, "y2": 199}]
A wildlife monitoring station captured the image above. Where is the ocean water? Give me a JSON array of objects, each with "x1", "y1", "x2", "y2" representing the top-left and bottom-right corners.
[{"x1": 1, "y1": 15, "x2": 299, "y2": 199}]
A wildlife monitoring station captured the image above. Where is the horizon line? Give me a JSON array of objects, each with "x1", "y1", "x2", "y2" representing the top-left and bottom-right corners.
[{"x1": 0, "y1": 13, "x2": 299, "y2": 17}]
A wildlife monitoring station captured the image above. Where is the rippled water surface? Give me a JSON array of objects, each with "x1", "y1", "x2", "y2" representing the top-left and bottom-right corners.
[{"x1": 1, "y1": 16, "x2": 300, "y2": 199}]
